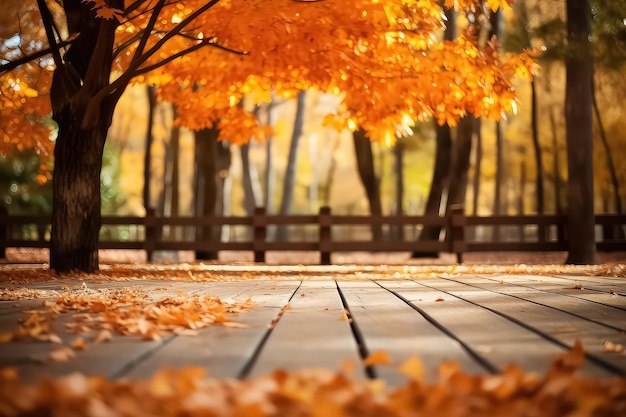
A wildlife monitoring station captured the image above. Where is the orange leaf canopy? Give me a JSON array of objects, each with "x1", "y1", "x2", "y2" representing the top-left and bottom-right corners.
[
  {"x1": 119, "y1": 0, "x2": 534, "y2": 144},
  {"x1": 1, "y1": 0, "x2": 535, "y2": 155}
]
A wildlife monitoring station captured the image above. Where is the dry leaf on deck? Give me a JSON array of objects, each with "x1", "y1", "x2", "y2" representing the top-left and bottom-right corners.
[
  {"x1": 93, "y1": 329, "x2": 112, "y2": 344},
  {"x1": 364, "y1": 351, "x2": 392, "y2": 366},
  {"x1": 49, "y1": 346, "x2": 75, "y2": 362},
  {"x1": 70, "y1": 337, "x2": 87, "y2": 350},
  {"x1": 399, "y1": 356, "x2": 425, "y2": 381}
]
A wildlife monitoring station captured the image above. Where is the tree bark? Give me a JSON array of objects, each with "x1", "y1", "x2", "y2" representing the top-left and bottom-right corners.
[
  {"x1": 143, "y1": 85, "x2": 156, "y2": 210},
  {"x1": 447, "y1": 116, "x2": 476, "y2": 208},
  {"x1": 48, "y1": 0, "x2": 122, "y2": 273},
  {"x1": 392, "y1": 141, "x2": 405, "y2": 241},
  {"x1": 50, "y1": 106, "x2": 110, "y2": 273},
  {"x1": 264, "y1": 101, "x2": 276, "y2": 214},
  {"x1": 277, "y1": 91, "x2": 306, "y2": 241},
  {"x1": 353, "y1": 129, "x2": 383, "y2": 241},
  {"x1": 241, "y1": 105, "x2": 263, "y2": 216},
  {"x1": 564, "y1": 0, "x2": 596, "y2": 264},
  {"x1": 194, "y1": 127, "x2": 220, "y2": 260},
  {"x1": 530, "y1": 81, "x2": 545, "y2": 215},
  {"x1": 471, "y1": 118, "x2": 482, "y2": 216},
  {"x1": 241, "y1": 143, "x2": 261, "y2": 216}
]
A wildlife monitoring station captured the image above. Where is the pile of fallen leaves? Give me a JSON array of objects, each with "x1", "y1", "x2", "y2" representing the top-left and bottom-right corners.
[
  {"x1": 1, "y1": 286, "x2": 254, "y2": 362},
  {"x1": 0, "y1": 344, "x2": 624, "y2": 417}
]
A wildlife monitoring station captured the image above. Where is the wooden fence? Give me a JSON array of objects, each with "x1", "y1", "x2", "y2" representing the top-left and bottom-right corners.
[{"x1": 1, "y1": 205, "x2": 624, "y2": 264}]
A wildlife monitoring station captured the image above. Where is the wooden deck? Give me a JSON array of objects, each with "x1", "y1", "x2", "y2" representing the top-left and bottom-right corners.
[{"x1": 1, "y1": 273, "x2": 625, "y2": 385}]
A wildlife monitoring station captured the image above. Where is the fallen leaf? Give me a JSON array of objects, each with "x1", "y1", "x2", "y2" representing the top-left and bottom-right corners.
[
  {"x1": 71, "y1": 337, "x2": 87, "y2": 350},
  {"x1": 364, "y1": 351, "x2": 392, "y2": 366},
  {"x1": 435, "y1": 297, "x2": 445, "y2": 302},
  {"x1": 399, "y1": 356, "x2": 425, "y2": 381},
  {"x1": 49, "y1": 346, "x2": 75, "y2": 362},
  {"x1": 93, "y1": 329, "x2": 112, "y2": 344}
]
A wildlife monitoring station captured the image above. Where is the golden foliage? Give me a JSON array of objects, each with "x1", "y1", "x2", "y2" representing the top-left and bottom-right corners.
[{"x1": 1, "y1": 0, "x2": 537, "y2": 155}]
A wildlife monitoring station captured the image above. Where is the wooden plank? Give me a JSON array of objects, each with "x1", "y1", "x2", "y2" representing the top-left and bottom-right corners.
[
  {"x1": 441, "y1": 276, "x2": 626, "y2": 331},
  {"x1": 479, "y1": 275, "x2": 626, "y2": 304},
  {"x1": 338, "y1": 280, "x2": 486, "y2": 385},
  {"x1": 378, "y1": 280, "x2": 613, "y2": 378},
  {"x1": 124, "y1": 280, "x2": 300, "y2": 380},
  {"x1": 462, "y1": 276, "x2": 626, "y2": 314},
  {"x1": 420, "y1": 278, "x2": 626, "y2": 376},
  {"x1": 249, "y1": 280, "x2": 366, "y2": 379}
]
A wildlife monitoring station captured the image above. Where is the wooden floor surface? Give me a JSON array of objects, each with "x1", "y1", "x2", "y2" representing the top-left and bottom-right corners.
[{"x1": 1, "y1": 273, "x2": 625, "y2": 385}]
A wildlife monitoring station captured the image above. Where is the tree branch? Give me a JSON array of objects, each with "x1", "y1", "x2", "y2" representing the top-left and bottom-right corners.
[
  {"x1": 130, "y1": 0, "x2": 167, "y2": 68},
  {"x1": 101, "y1": 0, "x2": 222, "y2": 99},
  {"x1": 36, "y1": 0, "x2": 66, "y2": 75},
  {"x1": 133, "y1": 37, "x2": 248, "y2": 76},
  {"x1": 0, "y1": 37, "x2": 75, "y2": 74}
]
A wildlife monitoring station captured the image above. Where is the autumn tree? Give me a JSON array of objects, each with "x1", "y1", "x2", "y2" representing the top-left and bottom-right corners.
[{"x1": 1, "y1": 0, "x2": 535, "y2": 272}]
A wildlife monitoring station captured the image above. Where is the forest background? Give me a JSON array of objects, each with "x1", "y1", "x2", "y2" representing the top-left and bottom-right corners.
[{"x1": 0, "y1": 0, "x2": 624, "y2": 252}]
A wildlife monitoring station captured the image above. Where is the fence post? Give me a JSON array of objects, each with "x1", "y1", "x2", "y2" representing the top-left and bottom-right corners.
[
  {"x1": 448, "y1": 205, "x2": 466, "y2": 263},
  {"x1": 319, "y1": 206, "x2": 332, "y2": 265},
  {"x1": 253, "y1": 207, "x2": 266, "y2": 263},
  {"x1": 144, "y1": 208, "x2": 157, "y2": 262},
  {"x1": 0, "y1": 205, "x2": 7, "y2": 259}
]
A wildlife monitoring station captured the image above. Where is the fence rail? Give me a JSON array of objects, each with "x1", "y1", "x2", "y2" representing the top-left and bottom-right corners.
[{"x1": 1, "y1": 205, "x2": 624, "y2": 264}]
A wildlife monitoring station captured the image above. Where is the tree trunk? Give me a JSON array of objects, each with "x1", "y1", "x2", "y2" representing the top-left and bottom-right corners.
[
  {"x1": 241, "y1": 105, "x2": 263, "y2": 216},
  {"x1": 353, "y1": 129, "x2": 383, "y2": 241},
  {"x1": 564, "y1": 0, "x2": 596, "y2": 264},
  {"x1": 143, "y1": 85, "x2": 156, "y2": 210},
  {"x1": 413, "y1": 4, "x2": 456, "y2": 254},
  {"x1": 264, "y1": 101, "x2": 276, "y2": 214},
  {"x1": 592, "y1": 93, "x2": 622, "y2": 214},
  {"x1": 50, "y1": 108, "x2": 110, "y2": 273},
  {"x1": 48, "y1": 0, "x2": 122, "y2": 273},
  {"x1": 277, "y1": 91, "x2": 306, "y2": 241},
  {"x1": 492, "y1": 120, "x2": 504, "y2": 241},
  {"x1": 447, "y1": 116, "x2": 476, "y2": 208},
  {"x1": 471, "y1": 118, "x2": 483, "y2": 216},
  {"x1": 530, "y1": 81, "x2": 545, "y2": 215},
  {"x1": 194, "y1": 127, "x2": 220, "y2": 260},
  {"x1": 392, "y1": 141, "x2": 405, "y2": 241},
  {"x1": 163, "y1": 107, "x2": 180, "y2": 240},
  {"x1": 549, "y1": 108, "x2": 563, "y2": 214},
  {"x1": 241, "y1": 143, "x2": 261, "y2": 216}
]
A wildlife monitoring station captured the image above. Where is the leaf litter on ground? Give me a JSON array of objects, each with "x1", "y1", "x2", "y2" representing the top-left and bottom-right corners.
[
  {"x1": 0, "y1": 285, "x2": 254, "y2": 360},
  {"x1": 0, "y1": 341, "x2": 625, "y2": 417}
]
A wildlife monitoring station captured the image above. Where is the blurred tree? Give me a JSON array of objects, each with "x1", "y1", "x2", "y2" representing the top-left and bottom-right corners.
[
  {"x1": 414, "y1": 4, "x2": 457, "y2": 256},
  {"x1": 564, "y1": 0, "x2": 595, "y2": 264},
  {"x1": 354, "y1": 128, "x2": 383, "y2": 241},
  {"x1": 277, "y1": 91, "x2": 307, "y2": 241}
]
